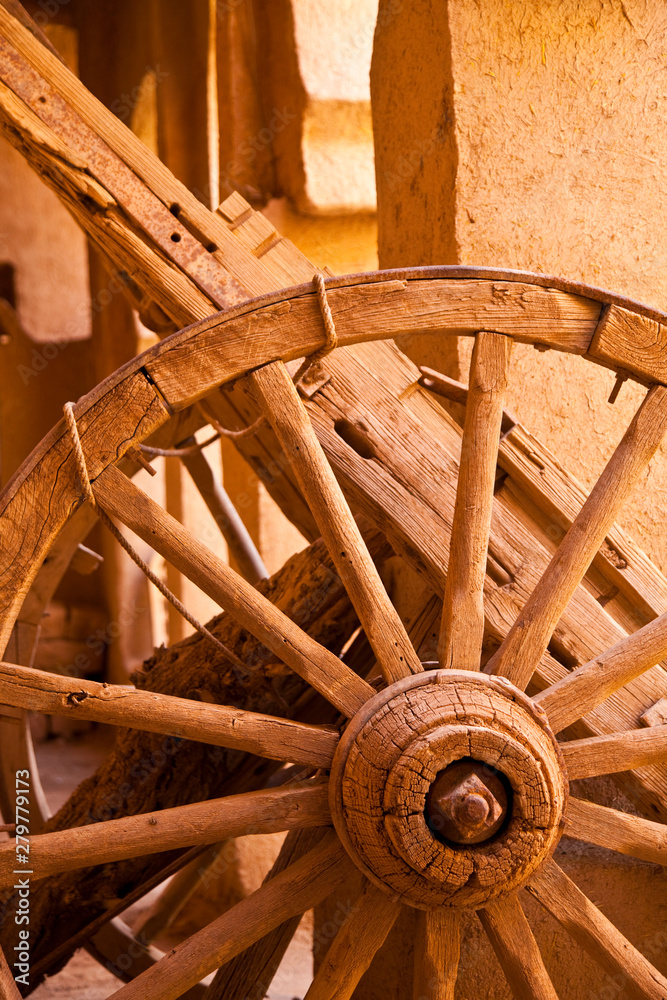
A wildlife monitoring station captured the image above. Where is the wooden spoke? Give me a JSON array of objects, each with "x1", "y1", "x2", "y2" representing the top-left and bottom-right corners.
[
  {"x1": 304, "y1": 880, "x2": 401, "y2": 1000},
  {"x1": 478, "y1": 894, "x2": 558, "y2": 1000},
  {"x1": 0, "y1": 783, "x2": 329, "y2": 889},
  {"x1": 439, "y1": 332, "x2": 512, "y2": 671},
  {"x1": 413, "y1": 908, "x2": 461, "y2": 1000},
  {"x1": 0, "y1": 662, "x2": 338, "y2": 767},
  {"x1": 250, "y1": 360, "x2": 422, "y2": 685},
  {"x1": 487, "y1": 384, "x2": 667, "y2": 689},
  {"x1": 180, "y1": 437, "x2": 268, "y2": 583},
  {"x1": 112, "y1": 832, "x2": 354, "y2": 1000},
  {"x1": 566, "y1": 796, "x2": 666, "y2": 866},
  {"x1": 528, "y1": 861, "x2": 667, "y2": 999},
  {"x1": 93, "y1": 464, "x2": 374, "y2": 717},
  {"x1": 534, "y1": 612, "x2": 667, "y2": 733},
  {"x1": 204, "y1": 827, "x2": 326, "y2": 1000},
  {"x1": 561, "y1": 725, "x2": 667, "y2": 779}
]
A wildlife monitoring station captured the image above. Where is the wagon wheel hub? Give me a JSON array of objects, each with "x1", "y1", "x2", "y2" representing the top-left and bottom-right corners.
[{"x1": 329, "y1": 670, "x2": 567, "y2": 910}]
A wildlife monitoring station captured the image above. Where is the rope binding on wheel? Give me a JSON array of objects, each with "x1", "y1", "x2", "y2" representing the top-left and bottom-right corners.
[{"x1": 62, "y1": 401, "x2": 251, "y2": 679}]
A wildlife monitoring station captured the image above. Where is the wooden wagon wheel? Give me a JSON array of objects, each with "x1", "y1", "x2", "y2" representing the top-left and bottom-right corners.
[{"x1": 1, "y1": 267, "x2": 667, "y2": 1000}]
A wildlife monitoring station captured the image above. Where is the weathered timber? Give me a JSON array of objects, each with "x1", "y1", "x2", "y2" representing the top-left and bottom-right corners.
[
  {"x1": 0, "y1": 531, "x2": 377, "y2": 984},
  {"x1": 528, "y1": 862, "x2": 667, "y2": 999},
  {"x1": 561, "y1": 726, "x2": 667, "y2": 779},
  {"x1": 588, "y1": 305, "x2": 667, "y2": 386},
  {"x1": 439, "y1": 332, "x2": 512, "y2": 670},
  {"x1": 565, "y1": 796, "x2": 666, "y2": 866},
  {"x1": 251, "y1": 360, "x2": 422, "y2": 684},
  {"x1": 477, "y1": 895, "x2": 558, "y2": 1000}
]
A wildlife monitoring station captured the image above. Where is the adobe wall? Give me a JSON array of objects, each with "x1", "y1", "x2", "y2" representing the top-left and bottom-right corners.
[
  {"x1": 366, "y1": 2, "x2": 667, "y2": 996},
  {"x1": 373, "y1": 0, "x2": 667, "y2": 573}
]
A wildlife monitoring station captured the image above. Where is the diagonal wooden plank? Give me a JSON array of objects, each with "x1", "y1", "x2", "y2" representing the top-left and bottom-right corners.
[{"x1": 251, "y1": 360, "x2": 422, "y2": 684}]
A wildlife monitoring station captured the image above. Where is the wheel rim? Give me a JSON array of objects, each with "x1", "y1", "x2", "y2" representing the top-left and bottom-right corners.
[{"x1": 0, "y1": 267, "x2": 665, "y2": 999}]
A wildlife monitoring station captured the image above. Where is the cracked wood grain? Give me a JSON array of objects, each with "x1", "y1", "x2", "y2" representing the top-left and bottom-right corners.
[
  {"x1": 439, "y1": 332, "x2": 512, "y2": 671},
  {"x1": 0, "y1": 783, "x2": 330, "y2": 889},
  {"x1": 252, "y1": 360, "x2": 422, "y2": 684},
  {"x1": 92, "y1": 464, "x2": 373, "y2": 717}
]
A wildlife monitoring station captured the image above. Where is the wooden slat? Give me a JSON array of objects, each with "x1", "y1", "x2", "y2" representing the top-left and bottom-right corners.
[
  {"x1": 528, "y1": 861, "x2": 667, "y2": 999},
  {"x1": 535, "y1": 613, "x2": 667, "y2": 734},
  {"x1": 588, "y1": 305, "x2": 667, "y2": 386},
  {"x1": 304, "y1": 881, "x2": 401, "y2": 1000},
  {"x1": 561, "y1": 726, "x2": 667, "y2": 779},
  {"x1": 0, "y1": 70, "x2": 223, "y2": 325},
  {"x1": 251, "y1": 360, "x2": 422, "y2": 684},
  {"x1": 439, "y1": 332, "x2": 511, "y2": 670},
  {"x1": 412, "y1": 909, "x2": 461, "y2": 1000},
  {"x1": 0, "y1": 662, "x2": 337, "y2": 768},
  {"x1": 478, "y1": 895, "x2": 558, "y2": 1000},
  {"x1": 487, "y1": 384, "x2": 667, "y2": 689},
  {"x1": 93, "y1": 464, "x2": 373, "y2": 717},
  {"x1": 566, "y1": 796, "x2": 666, "y2": 866},
  {"x1": 111, "y1": 833, "x2": 354, "y2": 1000},
  {"x1": 0, "y1": 784, "x2": 329, "y2": 889}
]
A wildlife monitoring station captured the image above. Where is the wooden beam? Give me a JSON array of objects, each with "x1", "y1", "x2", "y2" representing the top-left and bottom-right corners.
[
  {"x1": 439, "y1": 332, "x2": 511, "y2": 670},
  {"x1": 0, "y1": 662, "x2": 338, "y2": 768},
  {"x1": 566, "y1": 796, "x2": 666, "y2": 866},
  {"x1": 0, "y1": 784, "x2": 329, "y2": 888},
  {"x1": 561, "y1": 726, "x2": 667, "y2": 780},
  {"x1": 92, "y1": 464, "x2": 374, "y2": 717},
  {"x1": 251, "y1": 360, "x2": 422, "y2": 684}
]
